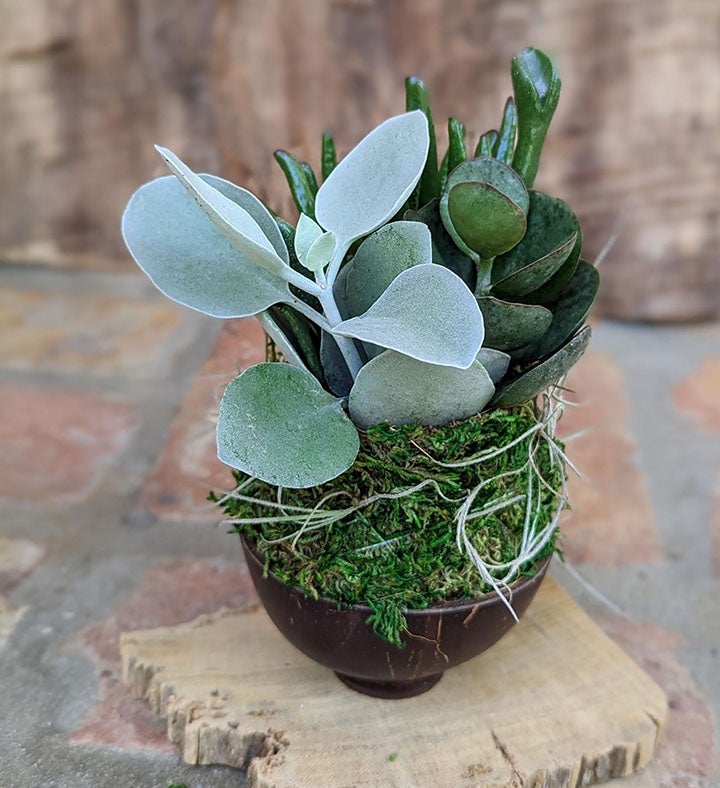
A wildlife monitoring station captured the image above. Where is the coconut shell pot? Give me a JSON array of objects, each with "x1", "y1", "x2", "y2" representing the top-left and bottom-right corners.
[{"x1": 241, "y1": 535, "x2": 550, "y2": 699}]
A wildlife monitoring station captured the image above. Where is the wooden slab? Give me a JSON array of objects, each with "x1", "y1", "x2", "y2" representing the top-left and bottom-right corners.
[{"x1": 120, "y1": 578, "x2": 666, "y2": 786}]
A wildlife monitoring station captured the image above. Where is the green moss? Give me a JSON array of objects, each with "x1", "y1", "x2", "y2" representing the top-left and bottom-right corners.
[{"x1": 212, "y1": 404, "x2": 564, "y2": 646}]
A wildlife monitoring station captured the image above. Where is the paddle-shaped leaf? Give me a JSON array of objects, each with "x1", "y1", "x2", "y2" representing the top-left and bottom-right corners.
[
  {"x1": 349, "y1": 350, "x2": 495, "y2": 429},
  {"x1": 332, "y1": 265, "x2": 485, "y2": 369},
  {"x1": 342, "y1": 222, "x2": 432, "y2": 317},
  {"x1": 315, "y1": 111, "x2": 430, "y2": 247},
  {"x1": 122, "y1": 176, "x2": 290, "y2": 318},
  {"x1": 217, "y1": 363, "x2": 359, "y2": 488},
  {"x1": 492, "y1": 326, "x2": 591, "y2": 408},
  {"x1": 155, "y1": 146, "x2": 287, "y2": 275},
  {"x1": 477, "y1": 295, "x2": 553, "y2": 351},
  {"x1": 492, "y1": 191, "x2": 579, "y2": 298},
  {"x1": 440, "y1": 158, "x2": 529, "y2": 261},
  {"x1": 511, "y1": 260, "x2": 599, "y2": 364}
]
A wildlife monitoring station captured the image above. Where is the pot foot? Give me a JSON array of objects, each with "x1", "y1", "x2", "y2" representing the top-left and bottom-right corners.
[{"x1": 335, "y1": 671, "x2": 443, "y2": 699}]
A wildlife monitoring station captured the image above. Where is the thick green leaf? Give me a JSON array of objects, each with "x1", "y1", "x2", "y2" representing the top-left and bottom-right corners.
[
  {"x1": 476, "y1": 348, "x2": 510, "y2": 384},
  {"x1": 447, "y1": 117, "x2": 467, "y2": 172},
  {"x1": 320, "y1": 332, "x2": 354, "y2": 397},
  {"x1": 342, "y1": 222, "x2": 432, "y2": 318},
  {"x1": 403, "y1": 200, "x2": 475, "y2": 288},
  {"x1": 511, "y1": 260, "x2": 599, "y2": 364},
  {"x1": 518, "y1": 228, "x2": 583, "y2": 304},
  {"x1": 267, "y1": 304, "x2": 324, "y2": 382},
  {"x1": 122, "y1": 175, "x2": 290, "y2": 318},
  {"x1": 491, "y1": 191, "x2": 579, "y2": 298},
  {"x1": 475, "y1": 130, "x2": 498, "y2": 158},
  {"x1": 492, "y1": 325, "x2": 591, "y2": 407},
  {"x1": 155, "y1": 147, "x2": 286, "y2": 275},
  {"x1": 217, "y1": 363, "x2": 359, "y2": 488},
  {"x1": 274, "y1": 150, "x2": 317, "y2": 219},
  {"x1": 447, "y1": 182, "x2": 527, "y2": 260},
  {"x1": 477, "y1": 295, "x2": 553, "y2": 351},
  {"x1": 321, "y1": 130, "x2": 337, "y2": 181},
  {"x1": 440, "y1": 157, "x2": 529, "y2": 261},
  {"x1": 511, "y1": 47, "x2": 561, "y2": 188},
  {"x1": 315, "y1": 111, "x2": 430, "y2": 247},
  {"x1": 349, "y1": 350, "x2": 495, "y2": 429},
  {"x1": 495, "y1": 97, "x2": 518, "y2": 165},
  {"x1": 405, "y1": 76, "x2": 440, "y2": 206},
  {"x1": 333, "y1": 265, "x2": 485, "y2": 369}
]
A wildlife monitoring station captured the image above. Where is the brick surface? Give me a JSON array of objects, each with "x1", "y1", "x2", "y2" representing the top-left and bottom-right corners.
[
  {"x1": 0, "y1": 288, "x2": 184, "y2": 377},
  {"x1": 558, "y1": 351, "x2": 662, "y2": 565},
  {"x1": 599, "y1": 614, "x2": 719, "y2": 787},
  {"x1": 0, "y1": 537, "x2": 45, "y2": 593},
  {"x1": 673, "y1": 356, "x2": 720, "y2": 435},
  {"x1": 0, "y1": 383, "x2": 137, "y2": 504},
  {"x1": 140, "y1": 318, "x2": 265, "y2": 521},
  {"x1": 71, "y1": 558, "x2": 256, "y2": 753}
]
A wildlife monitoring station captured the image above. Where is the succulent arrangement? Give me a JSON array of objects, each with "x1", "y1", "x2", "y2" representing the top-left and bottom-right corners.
[{"x1": 122, "y1": 47, "x2": 598, "y2": 644}]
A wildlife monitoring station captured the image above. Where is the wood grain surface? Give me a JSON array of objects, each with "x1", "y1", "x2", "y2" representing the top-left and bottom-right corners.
[{"x1": 121, "y1": 577, "x2": 667, "y2": 786}]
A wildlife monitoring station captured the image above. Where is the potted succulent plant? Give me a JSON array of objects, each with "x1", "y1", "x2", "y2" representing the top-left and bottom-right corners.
[{"x1": 122, "y1": 47, "x2": 598, "y2": 698}]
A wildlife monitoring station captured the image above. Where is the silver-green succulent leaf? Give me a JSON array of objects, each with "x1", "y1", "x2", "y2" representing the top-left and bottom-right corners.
[
  {"x1": 315, "y1": 111, "x2": 430, "y2": 248},
  {"x1": 332, "y1": 264, "x2": 485, "y2": 369},
  {"x1": 294, "y1": 213, "x2": 324, "y2": 265},
  {"x1": 217, "y1": 362, "x2": 359, "y2": 488},
  {"x1": 476, "y1": 348, "x2": 511, "y2": 384},
  {"x1": 122, "y1": 175, "x2": 290, "y2": 318},
  {"x1": 348, "y1": 350, "x2": 495, "y2": 429}
]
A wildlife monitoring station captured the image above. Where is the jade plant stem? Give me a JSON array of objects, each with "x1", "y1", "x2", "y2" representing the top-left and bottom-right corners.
[{"x1": 474, "y1": 257, "x2": 495, "y2": 297}]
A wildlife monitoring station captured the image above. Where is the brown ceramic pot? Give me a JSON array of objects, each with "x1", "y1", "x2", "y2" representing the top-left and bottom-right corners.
[{"x1": 241, "y1": 535, "x2": 550, "y2": 699}]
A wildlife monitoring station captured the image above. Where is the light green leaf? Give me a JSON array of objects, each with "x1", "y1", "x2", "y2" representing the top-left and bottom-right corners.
[
  {"x1": 477, "y1": 295, "x2": 553, "y2": 351},
  {"x1": 304, "y1": 230, "x2": 337, "y2": 273},
  {"x1": 332, "y1": 264, "x2": 484, "y2": 369},
  {"x1": 315, "y1": 111, "x2": 430, "y2": 246},
  {"x1": 155, "y1": 146, "x2": 287, "y2": 275},
  {"x1": 476, "y1": 348, "x2": 510, "y2": 384},
  {"x1": 349, "y1": 350, "x2": 495, "y2": 429},
  {"x1": 342, "y1": 222, "x2": 432, "y2": 318},
  {"x1": 294, "y1": 213, "x2": 323, "y2": 265},
  {"x1": 122, "y1": 176, "x2": 290, "y2": 318},
  {"x1": 217, "y1": 363, "x2": 359, "y2": 488},
  {"x1": 492, "y1": 326, "x2": 591, "y2": 408}
]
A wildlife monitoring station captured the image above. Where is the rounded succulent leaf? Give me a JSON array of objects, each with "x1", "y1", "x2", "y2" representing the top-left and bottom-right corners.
[
  {"x1": 511, "y1": 260, "x2": 599, "y2": 364},
  {"x1": 217, "y1": 363, "x2": 359, "y2": 488},
  {"x1": 491, "y1": 191, "x2": 579, "y2": 298},
  {"x1": 440, "y1": 157, "x2": 529, "y2": 261},
  {"x1": 349, "y1": 350, "x2": 495, "y2": 429},
  {"x1": 492, "y1": 325, "x2": 591, "y2": 408},
  {"x1": 477, "y1": 295, "x2": 553, "y2": 351}
]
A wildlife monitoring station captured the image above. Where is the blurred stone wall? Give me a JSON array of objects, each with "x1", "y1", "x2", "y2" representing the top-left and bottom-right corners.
[{"x1": 1, "y1": 0, "x2": 719, "y2": 320}]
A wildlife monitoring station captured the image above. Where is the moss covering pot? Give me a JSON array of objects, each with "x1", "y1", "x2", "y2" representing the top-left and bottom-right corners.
[{"x1": 122, "y1": 47, "x2": 598, "y2": 697}]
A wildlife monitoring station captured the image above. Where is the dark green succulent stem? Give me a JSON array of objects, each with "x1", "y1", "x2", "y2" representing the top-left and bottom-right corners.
[
  {"x1": 321, "y1": 130, "x2": 337, "y2": 181},
  {"x1": 474, "y1": 257, "x2": 495, "y2": 297},
  {"x1": 405, "y1": 76, "x2": 441, "y2": 207},
  {"x1": 511, "y1": 47, "x2": 561, "y2": 189},
  {"x1": 447, "y1": 117, "x2": 467, "y2": 173},
  {"x1": 475, "y1": 129, "x2": 498, "y2": 158},
  {"x1": 495, "y1": 97, "x2": 518, "y2": 165},
  {"x1": 274, "y1": 150, "x2": 316, "y2": 218},
  {"x1": 268, "y1": 303, "x2": 325, "y2": 384}
]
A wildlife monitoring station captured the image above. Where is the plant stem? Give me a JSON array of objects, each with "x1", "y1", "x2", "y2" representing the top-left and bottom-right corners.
[
  {"x1": 317, "y1": 287, "x2": 364, "y2": 377},
  {"x1": 325, "y1": 241, "x2": 351, "y2": 287},
  {"x1": 474, "y1": 258, "x2": 495, "y2": 297},
  {"x1": 288, "y1": 297, "x2": 330, "y2": 331}
]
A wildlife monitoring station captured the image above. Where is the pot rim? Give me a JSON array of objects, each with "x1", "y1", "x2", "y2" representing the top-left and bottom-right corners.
[{"x1": 240, "y1": 533, "x2": 551, "y2": 618}]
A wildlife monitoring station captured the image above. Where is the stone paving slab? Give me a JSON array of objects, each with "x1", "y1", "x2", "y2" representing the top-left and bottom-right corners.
[{"x1": 0, "y1": 266, "x2": 717, "y2": 787}]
